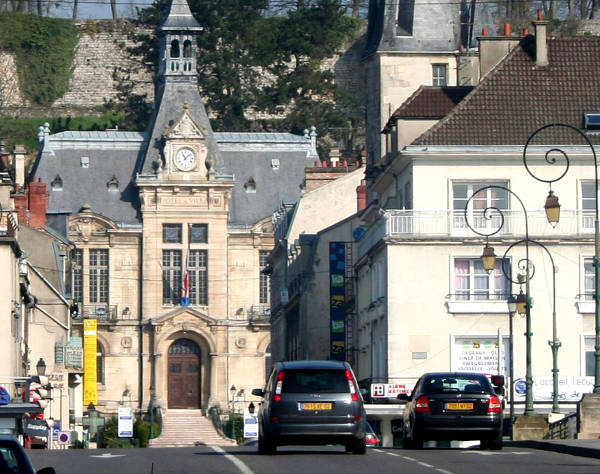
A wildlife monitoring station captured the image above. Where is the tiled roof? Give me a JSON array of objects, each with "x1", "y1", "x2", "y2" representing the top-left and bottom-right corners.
[
  {"x1": 386, "y1": 86, "x2": 474, "y2": 128},
  {"x1": 414, "y1": 35, "x2": 600, "y2": 145}
]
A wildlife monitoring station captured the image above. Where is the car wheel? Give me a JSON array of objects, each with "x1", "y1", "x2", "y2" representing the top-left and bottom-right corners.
[
  {"x1": 351, "y1": 438, "x2": 367, "y2": 455},
  {"x1": 403, "y1": 425, "x2": 413, "y2": 449},
  {"x1": 481, "y1": 433, "x2": 502, "y2": 451},
  {"x1": 258, "y1": 431, "x2": 276, "y2": 455}
]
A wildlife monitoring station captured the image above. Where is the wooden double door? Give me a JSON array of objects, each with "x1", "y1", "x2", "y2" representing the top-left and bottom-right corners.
[{"x1": 168, "y1": 338, "x2": 202, "y2": 409}]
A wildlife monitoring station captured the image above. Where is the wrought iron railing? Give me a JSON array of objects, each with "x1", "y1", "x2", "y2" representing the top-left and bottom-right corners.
[{"x1": 544, "y1": 412, "x2": 577, "y2": 439}]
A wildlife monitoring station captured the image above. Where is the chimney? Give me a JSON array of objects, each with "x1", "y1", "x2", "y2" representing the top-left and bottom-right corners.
[
  {"x1": 533, "y1": 9, "x2": 548, "y2": 67},
  {"x1": 478, "y1": 25, "x2": 521, "y2": 79},
  {"x1": 13, "y1": 145, "x2": 26, "y2": 189},
  {"x1": 27, "y1": 178, "x2": 48, "y2": 229},
  {"x1": 356, "y1": 179, "x2": 367, "y2": 212}
]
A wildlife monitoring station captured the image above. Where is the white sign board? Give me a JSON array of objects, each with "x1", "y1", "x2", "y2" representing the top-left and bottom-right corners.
[
  {"x1": 370, "y1": 383, "x2": 414, "y2": 399},
  {"x1": 118, "y1": 407, "x2": 133, "y2": 438},
  {"x1": 452, "y1": 337, "x2": 508, "y2": 375},
  {"x1": 243, "y1": 409, "x2": 258, "y2": 439},
  {"x1": 514, "y1": 376, "x2": 593, "y2": 402}
]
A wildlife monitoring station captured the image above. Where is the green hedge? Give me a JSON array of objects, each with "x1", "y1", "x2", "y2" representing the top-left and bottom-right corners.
[{"x1": 0, "y1": 13, "x2": 78, "y2": 106}]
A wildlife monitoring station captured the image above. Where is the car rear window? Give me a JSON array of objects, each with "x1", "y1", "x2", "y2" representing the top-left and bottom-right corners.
[
  {"x1": 281, "y1": 369, "x2": 350, "y2": 394},
  {"x1": 423, "y1": 375, "x2": 492, "y2": 394}
]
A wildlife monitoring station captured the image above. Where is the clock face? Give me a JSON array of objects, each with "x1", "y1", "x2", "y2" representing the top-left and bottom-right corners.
[{"x1": 174, "y1": 148, "x2": 196, "y2": 171}]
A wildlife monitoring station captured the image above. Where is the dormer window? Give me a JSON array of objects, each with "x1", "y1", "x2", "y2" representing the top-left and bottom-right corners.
[
  {"x1": 584, "y1": 111, "x2": 600, "y2": 130},
  {"x1": 244, "y1": 178, "x2": 256, "y2": 193},
  {"x1": 51, "y1": 175, "x2": 63, "y2": 191},
  {"x1": 107, "y1": 175, "x2": 119, "y2": 192},
  {"x1": 170, "y1": 40, "x2": 180, "y2": 58},
  {"x1": 80, "y1": 156, "x2": 89, "y2": 168},
  {"x1": 271, "y1": 158, "x2": 280, "y2": 170}
]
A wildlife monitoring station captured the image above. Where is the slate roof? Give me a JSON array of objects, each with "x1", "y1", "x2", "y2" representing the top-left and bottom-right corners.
[
  {"x1": 414, "y1": 35, "x2": 600, "y2": 146},
  {"x1": 31, "y1": 135, "x2": 145, "y2": 225},
  {"x1": 384, "y1": 86, "x2": 474, "y2": 129},
  {"x1": 31, "y1": 130, "x2": 315, "y2": 228},
  {"x1": 159, "y1": 0, "x2": 202, "y2": 31}
]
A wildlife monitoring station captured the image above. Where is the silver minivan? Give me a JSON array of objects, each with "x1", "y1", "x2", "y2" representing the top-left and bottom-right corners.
[{"x1": 252, "y1": 360, "x2": 367, "y2": 454}]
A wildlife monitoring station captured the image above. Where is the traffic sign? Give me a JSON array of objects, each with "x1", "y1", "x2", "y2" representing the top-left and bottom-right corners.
[{"x1": 57, "y1": 431, "x2": 71, "y2": 445}]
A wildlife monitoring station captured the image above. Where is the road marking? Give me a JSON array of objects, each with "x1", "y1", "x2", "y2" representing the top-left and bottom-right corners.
[
  {"x1": 208, "y1": 445, "x2": 255, "y2": 474},
  {"x1": 461, "y1": 451, "x2": 531, "y2": 455},
  {"x1": 90, "y1": 453, "x2": 126, "y2": 458},
  {"x1": 374, "y1": 449, "x2": 455, "y2": 473}
]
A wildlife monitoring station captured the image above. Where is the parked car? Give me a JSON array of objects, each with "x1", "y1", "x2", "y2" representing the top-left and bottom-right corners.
[
  {"x1": 365, "y1": 422, "x2": 380, "y2": 447},
  {"x1": 251, "y1": 360, "x2": 367, "y2": 455},
  {"x1": 0, "y1": 435, "x2": 55, "y2": 473},
  {"x1": 398, "y1": 372, "x2": 504, "y2": 450}
]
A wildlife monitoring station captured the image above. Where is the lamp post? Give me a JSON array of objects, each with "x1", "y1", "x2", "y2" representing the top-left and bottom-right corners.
[
  {"x1": 507, "y1": 294, "x2": 516, "y2": 432},
  {"x1": 523, "y1": 123, "x2": 600, "y2": 393},
  {"x1": 501, "y1": 238, "x2": 560, "y2": 414},
  {"x1": 230, "y1": 385, "x2": 237, "y2": 440},
  {"x1": 464, "y1": 185, "x2": 536, "y2": 416}
]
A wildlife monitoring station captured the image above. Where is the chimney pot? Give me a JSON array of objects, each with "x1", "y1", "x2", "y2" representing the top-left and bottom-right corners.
[
  {"x1": 355, "y1": 161, "x2": 360, "y2": 168},
  {"x1": 504, "y1": 23, "x2": 511, "y2": 36},
  {"x1": 537, "y1": 9, "x2": 544, "y2": 20},
  {"x1": 322, "y1": 160, "x2": 327, "y2": 167},
  {"x1": 314, "y1": 160, "x2": 320, "y2": 167},
  {"x1": 523, "y1": 28, "x2": 529, "y2": 35},
  {"x1": 482, "y1": 28, "x2": 489, "y2": 36}
]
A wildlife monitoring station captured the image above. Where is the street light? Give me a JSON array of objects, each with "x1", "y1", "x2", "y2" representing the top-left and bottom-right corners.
[
  {"x1": 36, "y1": 358, "x2": 46, "y2": 376},
  {"x1": 464, "y1": 185, "x2": 536, "y2": 416},
  {"x1": 524, "y1": 123, "x2": 599, "y2": 393},
  {"x1": 501, "y1": 239, "x2": 560, "y2": 414}
]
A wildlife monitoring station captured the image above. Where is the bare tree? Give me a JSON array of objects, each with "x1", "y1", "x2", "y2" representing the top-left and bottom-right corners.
[{"x1": 111, "y1": 0, "x2": 118, "y2": 20}]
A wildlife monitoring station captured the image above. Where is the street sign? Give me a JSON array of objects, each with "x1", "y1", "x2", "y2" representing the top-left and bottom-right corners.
[
  {"x1": 243, "y1": 409, "x2": 258, "y2": 439},
  {"x1": 118, "y1": 407, "x2": 133, "y2": 438},
  {"x1": 57, "y1": 431, "x2": 71, "y2": 445},
  {"x1": 370, "y1": 383, "x2": 414, "y2": 399}
]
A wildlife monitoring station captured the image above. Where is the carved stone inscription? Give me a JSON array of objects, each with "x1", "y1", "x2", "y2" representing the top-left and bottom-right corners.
[{"x1": 159, "y1": 195, "x2": 208, "y2": 207}]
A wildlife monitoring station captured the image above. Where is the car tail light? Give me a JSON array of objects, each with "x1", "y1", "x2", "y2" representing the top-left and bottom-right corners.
[
  {"x1": 273, "y1": 371, "x2": 284, "y2": 402},
  {"x1": 487, "y1": 395, "x2": 502, "y2": 413},
  {"x1": 415, "y1": 395, "x2": 431, "y2": 413},
  {"x1": 345, "y1": 370, "x2": 359, "y2": 402},
  {"x1": 366, "y1": 436, "x2": 378, "y2": 445}
]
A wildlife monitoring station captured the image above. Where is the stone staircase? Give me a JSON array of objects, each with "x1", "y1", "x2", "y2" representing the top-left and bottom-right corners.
[{"x1": 149, "y1": 409, "x2": 237, "y2": 447}]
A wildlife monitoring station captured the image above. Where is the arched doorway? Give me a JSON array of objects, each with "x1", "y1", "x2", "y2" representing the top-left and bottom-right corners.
[{"x1": 168, "y1": 338, "x2": 201, "y2": 409}]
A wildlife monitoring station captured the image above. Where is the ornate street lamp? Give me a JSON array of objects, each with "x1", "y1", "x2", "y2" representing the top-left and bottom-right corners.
[
  {"x1": 36, "y1": 358, "x2": 46, "y2": 376},
  {"x1": 524, "y1": 123, "x2": 599, "y2": 393},
  {"x1": 464, "y1": 185, "x2": 536, "y2": 416}
]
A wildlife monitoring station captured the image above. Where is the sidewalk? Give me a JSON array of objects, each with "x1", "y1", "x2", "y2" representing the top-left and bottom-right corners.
[{"x1": 505, "y1": 439, "x2": 600, "y2": 459}]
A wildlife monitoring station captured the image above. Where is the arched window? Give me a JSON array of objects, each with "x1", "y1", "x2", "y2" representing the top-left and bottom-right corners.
[
  {"x1": 97, "y1": 342, "x2": 105, "y2": 384},
  {"x1": 170, "y1": 40, "x2": 180, "y2": 58},
  {"x1": 183, "y1": 40, "x2": 192, "y2": 58},
  {"x1": 169, "y1": 338, "x2": 201, "y2": 354}
]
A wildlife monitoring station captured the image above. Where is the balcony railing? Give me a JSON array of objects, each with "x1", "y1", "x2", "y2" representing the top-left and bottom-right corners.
[
  {"x1": 76, "y1": 304, "x2": 122, "y2": 320},
  {"x1": 358, "y1": 209, "x2": 595, "y2": 259}
]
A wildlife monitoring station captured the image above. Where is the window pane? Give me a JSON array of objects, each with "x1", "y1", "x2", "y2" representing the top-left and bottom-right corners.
[
  {"x1": 162, "y1": 250, "x2": 182, "y2": 305},
  {"x1": 163, "y1": 224, "x2": 182, "y2": 243},
  {"x1": 190, "y1": 224, "x2": 208, "y2": 243}
]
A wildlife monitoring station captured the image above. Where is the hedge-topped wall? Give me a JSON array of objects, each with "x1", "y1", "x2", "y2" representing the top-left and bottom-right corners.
[
  {"x1": 0, "y1": 14, "x2": 79, "y2": 106},
  {"x1": 0, "y1": 18, "x2": 154, "y2": 114}
]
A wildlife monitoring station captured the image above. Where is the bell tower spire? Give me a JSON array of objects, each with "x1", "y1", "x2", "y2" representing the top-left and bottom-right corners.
[{"x1": 158, "y1": 0, "x2": 202, "y2": 84}]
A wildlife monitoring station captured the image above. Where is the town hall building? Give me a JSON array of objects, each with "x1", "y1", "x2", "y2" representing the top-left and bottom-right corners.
[{"x1": 29, "y1": 0, "x2": 317, "y2": 422}]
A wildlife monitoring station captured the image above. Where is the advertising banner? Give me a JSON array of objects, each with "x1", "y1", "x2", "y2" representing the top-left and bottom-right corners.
[
  {"x1": 513, "y1": 376, "x2": 594, "y2": 402},
  {"x1": 83, "y1": 319, "x2": 98, "y2": 406},
  {"x1": 370, "y1": 383, "x2": 414, "y2": 399},
  {"x1": 329, "y1": 242, "x2": 346, "y2": 361}
]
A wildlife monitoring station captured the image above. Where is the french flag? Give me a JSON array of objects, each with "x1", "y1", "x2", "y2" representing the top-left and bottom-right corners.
[{"x1": 181, "y1": 247, "x2": 190, "y2": 307}]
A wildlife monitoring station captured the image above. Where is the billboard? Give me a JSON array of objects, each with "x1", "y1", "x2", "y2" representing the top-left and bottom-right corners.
[{"x1": 83, "y1": 319, "x2": 98, "y2": 406}]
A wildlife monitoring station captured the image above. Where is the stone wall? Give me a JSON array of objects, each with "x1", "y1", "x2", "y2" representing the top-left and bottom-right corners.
[{"x1": 0, "y1": 20, "x2": 365, "y2": 126}]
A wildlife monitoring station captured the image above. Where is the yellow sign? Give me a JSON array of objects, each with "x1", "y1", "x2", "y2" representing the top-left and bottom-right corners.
[{"x1": 83, "y1": 319, "x2": 97, "y2": 407}]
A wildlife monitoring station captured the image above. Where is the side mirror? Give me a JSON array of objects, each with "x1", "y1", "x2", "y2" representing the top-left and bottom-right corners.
[
  {"x1": 490, "y1": 375, "x2": 505, "y2": 387},
  {"x1": 397, "y1": 393, "x2": 411, "y2": 402},
  {"x1": 251, "y1": 388, "x2": 265, "y2": 398}
]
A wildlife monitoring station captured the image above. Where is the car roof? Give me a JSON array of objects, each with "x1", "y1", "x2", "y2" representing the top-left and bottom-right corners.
[
  {"x1": 277, "y1": 360, "x2": 350, "y2": 371},
  {"x1": 421, "y1": 372, "x2": 489, "y2": 379}
]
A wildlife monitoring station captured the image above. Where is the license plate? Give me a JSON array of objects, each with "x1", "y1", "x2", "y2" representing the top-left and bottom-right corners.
[
  {"x1": 300, "y1": 402, "x2": 332, "y2": 411},
  {"x1": 445, "y1": 402, "x2": 473, "y2": 410}
]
